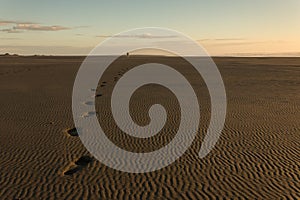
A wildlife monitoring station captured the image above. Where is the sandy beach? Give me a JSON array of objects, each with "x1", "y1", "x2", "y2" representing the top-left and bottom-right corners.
[{"x1": 0, "y1": 56, "x2": 299, "y2": 199}]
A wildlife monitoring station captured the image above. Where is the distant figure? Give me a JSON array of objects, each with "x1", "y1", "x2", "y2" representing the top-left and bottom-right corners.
[{"x1": 126, "y1": 52, "x2": 129, "y2": 57}]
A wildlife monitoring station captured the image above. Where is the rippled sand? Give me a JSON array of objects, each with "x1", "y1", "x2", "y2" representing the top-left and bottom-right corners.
[{"x1": 0, "y1": 56, "x2": 299, "y2": 199}]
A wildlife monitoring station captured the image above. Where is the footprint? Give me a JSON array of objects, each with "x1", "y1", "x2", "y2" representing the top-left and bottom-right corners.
[
  {"x1": 83, "y1": 101, "x2": 94, "y2": 106},
  {"x1": 81, "y1": 111, "x2": 96, "y2": 118},
  {"x1": 64, "y1": 128, "x2": 78, "y2": 137},
  {"x1": 75, "y1": 156, "x2": 93, "y2": 166},
  {"x1": 63, "y1": 165, "x2": 81, "y2": 175},
  {"x1": 63, "y1": 156, "x2": 93, "y2": 176},
  {"x1": 91, "y1": 94, "x2": 102, "y2": 98},
  {"x1": 98, "y1": 81, "x2": 107, "y2": 88}
]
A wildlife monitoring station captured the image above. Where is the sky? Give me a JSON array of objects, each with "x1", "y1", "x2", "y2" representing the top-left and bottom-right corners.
[{"x1": 0, "y1": 0, "x2": 300, "y2": 56}]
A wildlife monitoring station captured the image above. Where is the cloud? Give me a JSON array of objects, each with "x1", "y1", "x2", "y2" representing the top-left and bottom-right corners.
[
  {"x1": 0, "y1": 19, "x2": 71, "y2": 33},
  {"x1": 96, "y1": 33, "x2": 178, "y2": 39},
  {"x1": 0, "y1": 45, "x2": 93, "y2": 55},
  {"x1": 0, "y1": 28, "x2": 23, "y2": 33},
  {"x1": 208, "y1": 41, "x2": 263, "y2": 46},
  {"x1": 229, "y1": 52, "x2": 300, "y2": 57},
  {"x1": 198, "y1": 38, "x2": 245, "y2": 42},
  {"x1": 198, "y1": 38, "x2": 266, "y2": 46},
  {"x1": 14, "y1": 24, "x2": 70, "y2": 31},
  {"x1": 0, "y1": 20, "x2": 37, "y2": 26},
  {"x1": 199, "y1": 39, "x2": 288, "y2": 47}
]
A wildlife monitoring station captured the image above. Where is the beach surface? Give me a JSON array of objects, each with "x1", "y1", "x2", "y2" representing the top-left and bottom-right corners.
[{"x1": 0, "y1": 56, "x2": 299, "y2": 199}]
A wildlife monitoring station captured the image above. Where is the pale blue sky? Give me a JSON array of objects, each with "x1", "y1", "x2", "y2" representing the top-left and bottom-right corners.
[{"x1": 1, "y1": 0, "x2": 299, "y2": 55}]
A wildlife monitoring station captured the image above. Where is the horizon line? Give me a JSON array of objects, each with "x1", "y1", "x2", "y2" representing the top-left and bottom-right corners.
[{"x1": 1, "y1": 53, "x2": 300, "y2": 58}]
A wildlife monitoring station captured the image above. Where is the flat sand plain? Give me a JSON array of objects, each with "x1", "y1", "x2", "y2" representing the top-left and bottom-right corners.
[{"x1": 0, "y1": 56, "x2": 299, "y2": 199}]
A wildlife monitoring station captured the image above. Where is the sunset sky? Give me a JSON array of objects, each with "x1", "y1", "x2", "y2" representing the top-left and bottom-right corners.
[{"x1": 1, "y1": 0, "x2": 300, "y2": 56}]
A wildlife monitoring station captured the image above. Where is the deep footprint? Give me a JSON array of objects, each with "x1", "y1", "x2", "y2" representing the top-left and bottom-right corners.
[
  {"x1": 81, "y1": 111, "x2": 96, "y2": 118},
  {"x1": 84, "y1": 101, "x2": 94, "y2": 106},
  {"x1": 63, "y1": 156, "x2": 93, "y2": 176},
  {"x1": 65, "y1": 128, "x2": 78, "y2": 137},
  {"x1": 64, "y1": 165, "x2": 81, "y2": 175},
  {"x1": 75, "y1": 156, "x2": 93, "y2": 166}
]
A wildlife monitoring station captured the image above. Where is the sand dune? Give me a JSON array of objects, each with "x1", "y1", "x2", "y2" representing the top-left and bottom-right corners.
[{"x1": 0, "y1": 56, "x2": 299, "y2": 199}]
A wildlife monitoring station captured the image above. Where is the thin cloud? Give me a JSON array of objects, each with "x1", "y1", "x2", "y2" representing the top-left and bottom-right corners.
[
  {"x1": 0, "y1": 28, "x2": 23, "y2": 33},
  {"x1": 230, "y1": 52, "x2": 300, "y2": 57},
  {"x1": 198, "y1": 38, "x2": 256, "y2": 46},
  {"x1": 96, "y1": 33, "x2": 178, "y2": 39},
  {"x1": 199, "y1": 39, "x2": 287, "y2": 46},
  {"x1": 0, "y1": 45, "x2": 93, "y2": 55},
  {"x1": 0, "y1": 19, "x2": 72, "y2": 33},
  {"x1": 0, "y1": 20, "x2": 37, "y2": 26},
  {"x1": 209, "y1": 41, "x2": 263, "y2": 46},
  {"x1": 198, "y1": 38, "x2": 246, "y2": 42},
  {"x1": 74, "y1": 25, "x2": 90, "y2": 28},
  {"x1": 14, "y1": 24, "x2": 70, "y2": 31}
]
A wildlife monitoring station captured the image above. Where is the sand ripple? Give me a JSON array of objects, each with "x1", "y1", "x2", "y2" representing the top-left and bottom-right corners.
[{"x1": 0, "y1": 56, "x2": 299, "y2": 199}]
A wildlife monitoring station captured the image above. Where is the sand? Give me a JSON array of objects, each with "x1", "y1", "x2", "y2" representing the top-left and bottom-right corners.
[{"x1": 0, "y1": 56, "x2": 299, "y2": 199}]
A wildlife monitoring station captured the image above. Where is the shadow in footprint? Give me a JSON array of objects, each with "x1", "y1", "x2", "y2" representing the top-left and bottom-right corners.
[
  {"x1": 75, "y1": 156, "x2": 93, "y2": 166},
  {"x1": 64, "y1": 156, "x2": 93, "y2": 176},
  {"x1": 84, "y1": 101, "x2": 94, "y2": 106},
  {"x1": 64, "y1": 166, "x2": 81, "y2": 175},
  {"x1": 65, "y1": 128, "x2": 78, "y2": 137},
  {"x1": 81, "y1": 111, "x2": 96, "y2": 118}
]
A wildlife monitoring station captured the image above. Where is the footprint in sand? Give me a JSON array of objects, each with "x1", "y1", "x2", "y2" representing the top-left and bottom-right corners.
[
  {"x1": 63, "y1": 156, "x2": 93, "y2": 176},
  {"x1": 81, "y1": 111, "x2": 96, "y2": 118},
  {"x1": 91, "y1": 93, "x2": 103, "y2": 98},
  {"x1": 83, "y1": 101, "x2": 94, "y2": 106},
  {"x1": 64, "y1": 128, "x2": 78, "y2": 137},
  {"x1": 98, "y1": 81, "x2": 107, "y2": 88}
]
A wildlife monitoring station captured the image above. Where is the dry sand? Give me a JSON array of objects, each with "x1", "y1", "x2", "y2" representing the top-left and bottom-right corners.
[{"x1": 0, "y1": 56, "x2": 299, "y2": 199}]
